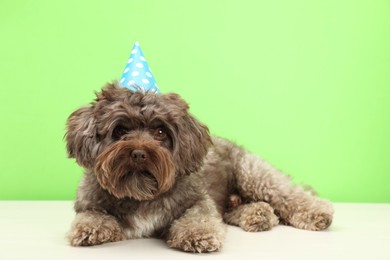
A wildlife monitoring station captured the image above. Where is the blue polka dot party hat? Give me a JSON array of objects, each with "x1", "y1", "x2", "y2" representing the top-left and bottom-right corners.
[{"x1": 119, "y1": 41, "x2": 160, "y2": 93}]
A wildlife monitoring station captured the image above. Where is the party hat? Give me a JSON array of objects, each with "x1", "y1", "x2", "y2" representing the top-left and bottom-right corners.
[{"x1": 119, "y1": 41, "x2": 160, "y2": 93}]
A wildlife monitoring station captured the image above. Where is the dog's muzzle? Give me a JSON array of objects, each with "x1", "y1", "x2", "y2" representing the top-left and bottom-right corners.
[{"x1": 94, "y1": 140, "x2": 175, "y2": 200}]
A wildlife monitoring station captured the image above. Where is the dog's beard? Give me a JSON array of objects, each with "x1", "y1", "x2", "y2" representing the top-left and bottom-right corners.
[{"x1": 94, "y1": 140, "x2": 175, "y2": 200}]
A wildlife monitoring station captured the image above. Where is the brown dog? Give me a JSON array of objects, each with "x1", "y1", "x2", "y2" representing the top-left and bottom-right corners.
[{"x1": 65, "y1": 82, "x2": 333, "y2": 252}]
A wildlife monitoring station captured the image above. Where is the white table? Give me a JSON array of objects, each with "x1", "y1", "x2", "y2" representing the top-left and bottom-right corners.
[{"x1": 0, "y1": 202, "x2": 389, "y2": 260}]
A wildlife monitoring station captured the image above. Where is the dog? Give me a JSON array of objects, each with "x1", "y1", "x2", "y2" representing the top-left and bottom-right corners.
[{"x1": 65, "y1": 82, "x2": 334, "y2": 253}]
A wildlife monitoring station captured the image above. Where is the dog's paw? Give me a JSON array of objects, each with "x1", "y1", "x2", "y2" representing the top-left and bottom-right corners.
[
  {"x1": 289, "y1": 200, "x2": 334, "y2": 231},
  {"x1": 68, "y1": 222, "x2": 126, "y2": 246},
  {"x1": 291, "y1": 211, "x2": 333, "y2": 231},
  {"x1": 311, "y1": 212, "x2": 333, "y2": 230},
  {"x1": 67, "y1": 211, "x2": 126, "y2": 246},
  {"x1": 239, "y1": 202, "x2": 279, "y2": 232},
  {"x1": 167, "y1": 229, "x2": 223, "y2": 253},
  {"x1": 224, "y1": 201, "x2": 279, "y2": 232}
]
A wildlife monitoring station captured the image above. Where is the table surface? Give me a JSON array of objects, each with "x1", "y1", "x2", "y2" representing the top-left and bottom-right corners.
[{"x1": 0, "y1": 201, "x2": 389, "y2": 260}]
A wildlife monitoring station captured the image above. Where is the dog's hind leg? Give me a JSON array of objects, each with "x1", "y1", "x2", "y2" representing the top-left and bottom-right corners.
[
  {"x1": 232, "y1": 151, "x2": 334, "y2": 231},
  {"x1": 224, "y1": 201, "x2": 279, "y2": 232}
]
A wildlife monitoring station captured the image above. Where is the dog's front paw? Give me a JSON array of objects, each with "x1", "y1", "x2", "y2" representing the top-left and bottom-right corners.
[
  {"x1": 67, "y1": 211, "x2": 126, "y2": 246},
  {"x1": 167, "y1": 228, "x2": 223, "y2": 253}
]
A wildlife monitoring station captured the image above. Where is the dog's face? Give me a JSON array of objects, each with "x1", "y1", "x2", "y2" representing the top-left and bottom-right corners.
[{"x1": 66, "y1": 83, "x2": 211, "y2": 201}]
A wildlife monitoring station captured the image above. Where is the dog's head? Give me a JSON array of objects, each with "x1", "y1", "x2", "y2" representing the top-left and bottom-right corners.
[{"x1": 66, "y1": 82, "x2": 211, "y2": 201}]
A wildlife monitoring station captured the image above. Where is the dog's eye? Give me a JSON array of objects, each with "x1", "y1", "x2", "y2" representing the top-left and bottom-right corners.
[
  {"x1": 112, "y1": 125, "x2": 129, "y2": 140},
  {"x1": 153, "y1": 127, "x2": 167, "y2": 141}
]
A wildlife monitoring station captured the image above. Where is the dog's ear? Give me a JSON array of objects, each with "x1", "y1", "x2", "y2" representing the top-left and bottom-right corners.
[
  {"x1": 162, "y1": 93, "x2": 211, "y2": 175},
  {"x1": 176, "y1": 114, "x2": 211, "y2": 175},
  {"x1": 65, "y1": 105, "x2": 98, "y2": 168}
]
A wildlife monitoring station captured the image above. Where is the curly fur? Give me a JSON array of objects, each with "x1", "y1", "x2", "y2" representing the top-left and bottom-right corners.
[{"x1": 65, "y1": 82, "x2": 334, "y2": 253}]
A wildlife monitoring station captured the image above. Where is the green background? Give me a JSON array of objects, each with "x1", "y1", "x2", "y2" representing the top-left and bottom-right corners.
[{"x1": 0, "y1": 0, "x2": 389, "y2": 202}]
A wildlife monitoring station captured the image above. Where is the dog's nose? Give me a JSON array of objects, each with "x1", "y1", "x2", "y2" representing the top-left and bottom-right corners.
[{"x1": 131, "y1": 149, "x2": 147, "y2": 163}]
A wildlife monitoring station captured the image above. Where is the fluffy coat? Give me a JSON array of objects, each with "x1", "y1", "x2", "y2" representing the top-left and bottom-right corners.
[{"x1": 66, "y1": 82, "x2": 333, "y2": 253}]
